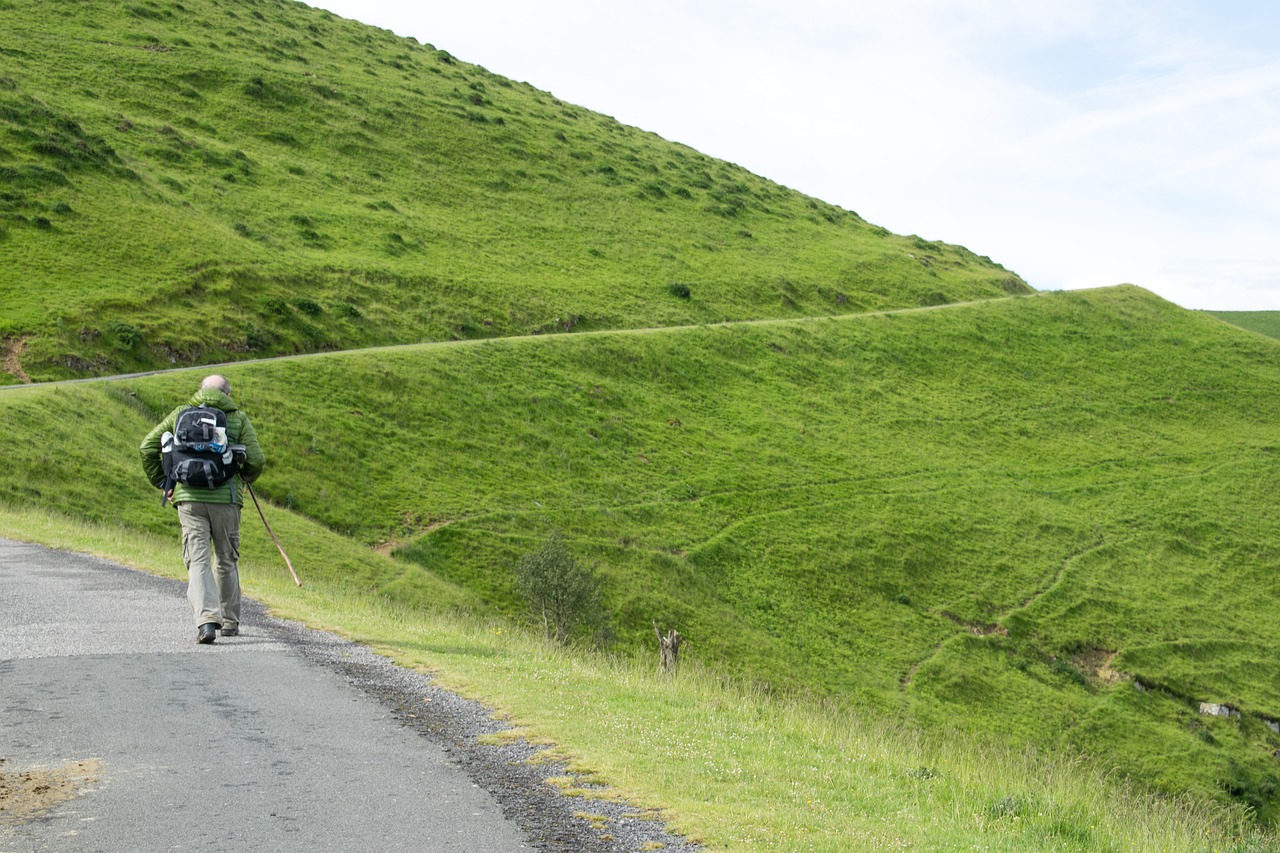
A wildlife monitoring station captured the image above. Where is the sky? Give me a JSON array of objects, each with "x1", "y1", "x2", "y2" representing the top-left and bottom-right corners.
[{"x1": 313, "y1": 0, "x2": 1280, "y2": 311}]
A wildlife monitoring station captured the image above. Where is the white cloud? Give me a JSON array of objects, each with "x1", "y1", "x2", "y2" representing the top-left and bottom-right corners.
[{"x1": 314, "y1": 0, "x2": 1280, "y2": 310}]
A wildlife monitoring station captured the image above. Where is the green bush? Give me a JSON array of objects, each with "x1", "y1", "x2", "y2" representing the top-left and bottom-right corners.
[
  {"x1": 292, "y1": 298, "x2": 323, "y2": 316},
  {"x1": 104, "y1": 320, "x2": 143, "y2": 350},
  {"x1": 514, "y1": 530, "x2": 605, "y2": 645}
]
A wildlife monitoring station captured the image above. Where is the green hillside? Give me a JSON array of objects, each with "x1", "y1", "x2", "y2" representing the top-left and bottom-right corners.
[
  {"x1": 1210, "y1": 311, "x2": 1280, "y2": 341},
  {"x1": 4, "y1": 286, "x2": 1280, "y2": 823},
  {"x1": 0, "y1": 0, "x2": 1025, "y2": 382}
]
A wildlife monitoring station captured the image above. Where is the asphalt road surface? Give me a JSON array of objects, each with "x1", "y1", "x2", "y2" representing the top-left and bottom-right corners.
[{"x1": 0, "y1": 538, "x2": 535, "y2": 852}]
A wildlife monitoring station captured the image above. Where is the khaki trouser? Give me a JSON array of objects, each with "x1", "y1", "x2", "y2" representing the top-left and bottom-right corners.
[{"x1": 177, "y1": 502, "x2": 242, "y2": 629}]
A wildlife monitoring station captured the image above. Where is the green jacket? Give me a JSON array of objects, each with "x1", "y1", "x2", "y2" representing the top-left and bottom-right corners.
[{"x1": 139, "y1": 389, "x2": 266, "y2": 507}]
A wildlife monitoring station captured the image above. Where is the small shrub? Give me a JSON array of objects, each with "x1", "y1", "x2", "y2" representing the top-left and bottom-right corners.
[
  {"x1": 129, "y1": 5, "x2": 170, "y2": 21},
  {"x1": 105, "y1": 320, "x2": 143, "y2": 350},
  {"x1": 244, "y1": 324, "x2": 274, "y2": 349},
  {"x1": 334, "y1": 303, "x2": 362, "y2": 320},
  {"x1": 1191, "y1": 722, "x2": 1217, "y2": 745},
  {"x1": 640, "y1": 181, "x2": 666, "y2": 199},
  {"x1": 986, "y1": 795, "x2": 1026, "y2": 820},
  {"x1": 33, "y1": 216, "x2": 51, "y2": 229},
  {"x1": 292, "y1": 298, "x2": 322, "y2": 316},
  {"x1": 667, "y1": 282, "x2": 691, "y2": 300},
  {"x1": 515, "y1": 531, "x2": 604, "y2": 645},
  {"x1": 262, "y1": 130, "x2": 299, "y2": 147}
]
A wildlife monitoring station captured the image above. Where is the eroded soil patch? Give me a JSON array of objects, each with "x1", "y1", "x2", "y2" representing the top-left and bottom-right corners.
[
  {"x1": 1072, "y1": 648, "x2": 1123, "y2": 686},
  {"x1": 2, "y1": 337, "x2": 32, "y2": 384},
  {"x1": 0, "y1": 757, "x2": 103, "y2": 824}
]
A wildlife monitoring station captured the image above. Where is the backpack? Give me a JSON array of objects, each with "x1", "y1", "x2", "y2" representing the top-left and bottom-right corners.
[{"x1": 162, "y1": 405, "x2": 242, "y2": 488}]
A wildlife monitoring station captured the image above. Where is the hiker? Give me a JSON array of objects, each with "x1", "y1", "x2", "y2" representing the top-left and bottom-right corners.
[{"x1": 140, "y1": 374, "x2": 266, "y2": 644}]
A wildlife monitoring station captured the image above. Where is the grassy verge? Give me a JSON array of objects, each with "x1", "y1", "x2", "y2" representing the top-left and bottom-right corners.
[{"x1": 2, "y1": 502, "x2": 1274, "y2": 852}]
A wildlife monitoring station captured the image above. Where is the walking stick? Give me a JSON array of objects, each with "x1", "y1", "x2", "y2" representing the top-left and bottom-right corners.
[{"x1": 244, "y1": 480, "x2": 301, "y2": 587}]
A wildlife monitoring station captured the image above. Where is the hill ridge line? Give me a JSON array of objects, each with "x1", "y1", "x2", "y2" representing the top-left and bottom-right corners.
[{"x1": 0, "y1": 292, "x2": 1041, "y2": 392}]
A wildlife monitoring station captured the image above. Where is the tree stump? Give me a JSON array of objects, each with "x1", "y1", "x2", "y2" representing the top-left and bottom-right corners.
[{"x1": 653, "y1": 620, "x2": 683, "y2": 675}]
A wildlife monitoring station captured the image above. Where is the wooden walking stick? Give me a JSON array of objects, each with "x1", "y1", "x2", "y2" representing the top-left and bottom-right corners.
[{"x1": 245, "y1": 480, "x2": 301, "y2": 587}]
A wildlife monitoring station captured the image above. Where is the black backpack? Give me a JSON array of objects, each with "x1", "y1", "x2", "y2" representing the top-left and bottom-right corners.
[{"x1": 162, "y1": 405, "x2": 242, "y2": 488}]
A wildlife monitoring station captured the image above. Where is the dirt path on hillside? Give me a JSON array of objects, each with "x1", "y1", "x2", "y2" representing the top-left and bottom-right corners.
[
  {"x1": 899, "y1": 535, "x2": 1109, "y2": 688},
  {"x1": 0, "y1": 293, "x2": 1043, "y2": 392}
]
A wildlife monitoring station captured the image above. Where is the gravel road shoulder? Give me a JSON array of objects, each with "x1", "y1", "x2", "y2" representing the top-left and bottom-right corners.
[{"x1": 277, "y1": 615, "x2": 702, "y2": 852}]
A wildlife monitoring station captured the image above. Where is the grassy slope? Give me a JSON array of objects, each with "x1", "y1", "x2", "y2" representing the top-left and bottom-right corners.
[
  {"x1": 4, "y1": 285, "x2": 1279, "y2": 821},
  {"x1": 0, "y1": 0, "x2": 1026, "y2": 381},
  {"x1": 1210, "y1": 311, "x2": 1280, "y2": 341}
]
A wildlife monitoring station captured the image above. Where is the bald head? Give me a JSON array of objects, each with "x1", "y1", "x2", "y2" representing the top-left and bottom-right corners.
[{"x1": 201, "y1": 374, "x2": 231, "y2": 395}]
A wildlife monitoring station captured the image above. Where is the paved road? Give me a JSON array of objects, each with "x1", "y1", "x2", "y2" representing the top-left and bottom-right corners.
[{"x1": 0, "y1": 539, "x2": 531, "y2": 852}]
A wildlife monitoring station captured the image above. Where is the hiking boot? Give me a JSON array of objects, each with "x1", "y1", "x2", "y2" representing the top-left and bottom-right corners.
[
  {"x1": 197, "y1": 623, "x2": 218, "y2": 644},
  {"x1": 219, "y1": 626, "x2": 239, "y2": 637}
]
